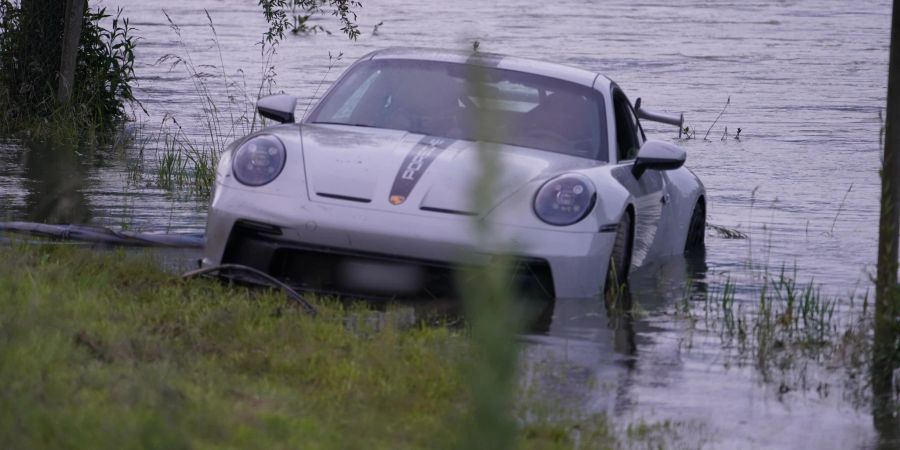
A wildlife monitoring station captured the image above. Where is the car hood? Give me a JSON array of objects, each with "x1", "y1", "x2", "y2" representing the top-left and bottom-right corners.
[{"x1": 299, "y1": 123, "x2": 599, "y2": 216}]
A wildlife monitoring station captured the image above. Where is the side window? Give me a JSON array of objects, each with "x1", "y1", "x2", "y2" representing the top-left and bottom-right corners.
[
  {"x1": 613, "y1": 92, "x2": 642, "y2": 162},
  {"x1": 627, "y1": 102, "x2": 645, "y2": 147}
]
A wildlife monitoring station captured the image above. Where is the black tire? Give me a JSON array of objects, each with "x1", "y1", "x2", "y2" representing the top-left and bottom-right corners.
[
  {"x1": 605, "y1": 212, "x2": 633, "y2": 296},
  {"x1": 685, "y1": 198, "x2": 706, "y2": 252}
]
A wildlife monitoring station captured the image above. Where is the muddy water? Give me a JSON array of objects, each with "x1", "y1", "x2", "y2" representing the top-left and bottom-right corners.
[{"x1": 0, "y1": 0, "x2": 894, "y2": 447}]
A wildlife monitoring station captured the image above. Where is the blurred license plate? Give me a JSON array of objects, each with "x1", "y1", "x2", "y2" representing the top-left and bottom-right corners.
[{"x1": 337, "y1": 259, "x2": 425, "y2": 295}]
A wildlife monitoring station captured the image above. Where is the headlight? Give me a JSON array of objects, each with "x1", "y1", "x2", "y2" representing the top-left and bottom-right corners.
[
  {"x1": 533, "y1": 173, "x2": 596, "y2": 226},
  {"x1": 232, "y1": 135, "x2": 286, "y2": 186}
]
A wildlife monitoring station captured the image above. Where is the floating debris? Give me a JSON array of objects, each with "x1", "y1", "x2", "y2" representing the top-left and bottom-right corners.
[{"x1": 707, "y1": 223, "x2": 748, "y2": 239}]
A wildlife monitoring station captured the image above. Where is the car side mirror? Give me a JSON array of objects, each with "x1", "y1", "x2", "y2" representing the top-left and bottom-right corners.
[
  {"x1": 257, "y1": 94, "x2": 298, "y2": 124},
  {"x1": 632, "y1": 140, "x2": 686, "y2": 178}
]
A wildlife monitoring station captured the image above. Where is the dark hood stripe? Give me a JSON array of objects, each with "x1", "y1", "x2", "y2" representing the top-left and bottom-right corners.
[{"x1": 389, "y1": 136, "x2": 455, "y2": 205}]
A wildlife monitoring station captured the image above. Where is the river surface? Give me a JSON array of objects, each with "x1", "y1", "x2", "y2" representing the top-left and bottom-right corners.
[{"x1": 0, "y1": 0, "x2": 894, "y2": 448}]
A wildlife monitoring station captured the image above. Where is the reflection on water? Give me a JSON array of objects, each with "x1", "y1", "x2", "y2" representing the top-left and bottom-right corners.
[
  {"x1": 522, "y1": 247, "x2": 883, "y2": 449},
  {"x1": 875, "y1": 423, "x2": 900, "y2": 450},
  {"x1": 21, "y1": 144, "x2": 92, "y2": 224}
]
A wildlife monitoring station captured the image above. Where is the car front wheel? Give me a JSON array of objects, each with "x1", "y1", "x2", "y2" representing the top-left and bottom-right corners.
[{"x1": 605, "y1": 212, "x2": 633, "y2": 302}]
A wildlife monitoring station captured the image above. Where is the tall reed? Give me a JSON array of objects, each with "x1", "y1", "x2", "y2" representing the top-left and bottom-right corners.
[{"x1": 150, "y1": 10, "x2": 277, "y2": 198}]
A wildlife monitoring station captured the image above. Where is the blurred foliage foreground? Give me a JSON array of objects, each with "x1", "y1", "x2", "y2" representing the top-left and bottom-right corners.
[{"x1": 0, "y1": 244, "x2": 646, "y2": 450}]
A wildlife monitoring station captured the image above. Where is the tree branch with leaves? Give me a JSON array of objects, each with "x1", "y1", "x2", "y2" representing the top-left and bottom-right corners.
[{"x1": 258, "y1": 0, "x2": 361, "y2": 45}]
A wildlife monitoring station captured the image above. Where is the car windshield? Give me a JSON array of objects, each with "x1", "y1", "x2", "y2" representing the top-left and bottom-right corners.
[{"x1": 307, "y1": 59, "x2": 608, "y2": 161}]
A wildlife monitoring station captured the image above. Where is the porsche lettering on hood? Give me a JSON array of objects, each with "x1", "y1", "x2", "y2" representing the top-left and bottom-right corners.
[
  {"x1": 389, "y1": 136, "x2": 455, "y2": 205},
  {"x1": 300, "y1": 124, "x2": 591, "y2": 216}
]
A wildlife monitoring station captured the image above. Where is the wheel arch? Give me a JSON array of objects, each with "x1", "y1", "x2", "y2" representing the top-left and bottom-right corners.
[
  {"x1": 684, "y1": 194, "x2": 707, "y2": 252},
  {"x1": 656, "y1": 166, "x2": 706, "y2": 255},
  {"x1": 695, "y1": 194, "x2": 706, "y2": 214}
]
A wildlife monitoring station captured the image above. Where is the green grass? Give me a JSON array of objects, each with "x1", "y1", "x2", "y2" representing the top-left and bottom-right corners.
[
  {"x1": 677, "y1": 268, "x2": 873, "y2": 399},
  {"x1": 0, "y1": 244, "x2": 625, "y2": 449}
]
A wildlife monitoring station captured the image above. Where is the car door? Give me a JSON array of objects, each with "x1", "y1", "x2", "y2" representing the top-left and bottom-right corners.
[{"x1": 610, "y1": 88, "x2": 666, "y2": 269}]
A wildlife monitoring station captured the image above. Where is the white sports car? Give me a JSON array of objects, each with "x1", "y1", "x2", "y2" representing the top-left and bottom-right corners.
[{"x1": 201, "y1": 48, "x2": 705, "y2": 300}]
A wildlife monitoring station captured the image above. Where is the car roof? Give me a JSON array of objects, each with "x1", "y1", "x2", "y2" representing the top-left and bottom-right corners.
[{"x1": 365, "y1": 47, "x2": 612, "y2": 91}]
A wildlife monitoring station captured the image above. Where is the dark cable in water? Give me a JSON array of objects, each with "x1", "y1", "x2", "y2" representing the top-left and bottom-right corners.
[
  {"x1": 0, "y1": 222, "x2": 205, "y2": 247},
  {"x1": 182, "y1": 264, "x2": 317, "y2": 316}
]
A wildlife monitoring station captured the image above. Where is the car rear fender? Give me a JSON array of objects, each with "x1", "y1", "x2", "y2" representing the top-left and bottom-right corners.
[{"x1": 657, "y1": 167, "x2": 706, "y2": 254}]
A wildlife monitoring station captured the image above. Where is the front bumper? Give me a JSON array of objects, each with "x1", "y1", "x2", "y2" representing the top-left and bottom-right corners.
[{"x1": 203, "y1": 186, "x2": 615, "y2": 299}]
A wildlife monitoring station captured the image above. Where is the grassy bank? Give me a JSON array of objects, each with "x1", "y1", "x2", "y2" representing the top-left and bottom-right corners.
[{"x1": 0, "y1": 244, "x2": 625, "y2": 449}]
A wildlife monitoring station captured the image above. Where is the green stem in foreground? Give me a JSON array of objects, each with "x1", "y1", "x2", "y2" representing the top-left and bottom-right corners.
[{"x1": 457, "y1": 57, "x2": 520, "y2": 450}]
